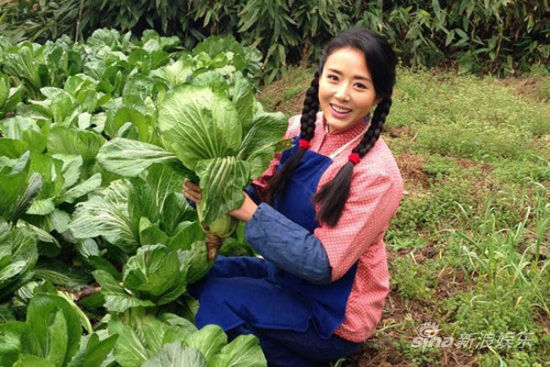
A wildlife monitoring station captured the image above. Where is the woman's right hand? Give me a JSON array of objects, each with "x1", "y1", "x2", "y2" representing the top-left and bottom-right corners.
[{"x1": 182, "y1": 178, "x2": 202, "y2": 203}]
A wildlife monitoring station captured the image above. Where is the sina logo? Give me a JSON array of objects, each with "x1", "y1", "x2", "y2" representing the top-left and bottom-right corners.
[
  {"x1": 412, "y1": 322, "x2": 453, "y2": 351},
  {"x1": 418, "y1": 322, "x2": 439, "y2": 338}
]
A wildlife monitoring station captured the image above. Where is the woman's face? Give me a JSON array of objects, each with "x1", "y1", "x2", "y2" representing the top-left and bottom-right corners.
[{"x1": 318, "y1": 47, "x2": 380, "y2": 132}]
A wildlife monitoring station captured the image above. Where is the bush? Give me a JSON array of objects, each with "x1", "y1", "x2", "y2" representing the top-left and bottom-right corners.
[{"x1": 0, "y1": 0, "x2": 547, "y2": 80}]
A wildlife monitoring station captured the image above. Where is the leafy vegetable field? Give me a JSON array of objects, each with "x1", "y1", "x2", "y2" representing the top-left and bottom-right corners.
[
  {"x1": 0, "y1": 29, "x2": 285, "y2": 366},
  {"x1": 1, "y1": 25, "x2": 549, "y2": 367}
]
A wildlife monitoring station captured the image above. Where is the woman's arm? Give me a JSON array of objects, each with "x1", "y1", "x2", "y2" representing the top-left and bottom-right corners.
[{"x1": 242, "y1": 171, "x2": 401, "y2": 284}]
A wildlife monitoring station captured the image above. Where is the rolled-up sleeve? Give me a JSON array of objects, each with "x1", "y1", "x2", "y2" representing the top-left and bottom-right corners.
[{"x1": 245, "y1": 203, "x2": 332, "y2": 284}]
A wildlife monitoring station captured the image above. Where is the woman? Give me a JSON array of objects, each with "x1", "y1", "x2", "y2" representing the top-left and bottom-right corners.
[{"x1": 183, "y1": 28, "x2": 403, "y2": 367}]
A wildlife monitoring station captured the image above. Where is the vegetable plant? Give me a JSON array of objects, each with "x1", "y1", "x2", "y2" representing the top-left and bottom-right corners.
[{"x1": 98, "y1": 75, "x2": 288, "y2": 238}]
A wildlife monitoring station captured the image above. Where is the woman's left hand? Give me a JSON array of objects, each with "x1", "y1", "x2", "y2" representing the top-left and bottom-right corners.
[{"x1": 229, "y1": 192, "x2": 258, "y2": 222}]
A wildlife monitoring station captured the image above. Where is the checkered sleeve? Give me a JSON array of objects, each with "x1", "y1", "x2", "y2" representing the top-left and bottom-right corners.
[{"x1": 314, "y1": 171, "x2": 398, "y2": 281}]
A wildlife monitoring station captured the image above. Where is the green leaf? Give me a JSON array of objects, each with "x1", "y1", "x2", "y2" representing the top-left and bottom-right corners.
[
  {"x1": 82, "y1": 334, "x2": 118, "y2": 367},
  {"x1": 159, "y1": 313, "x2": 197, "y2": 335},
  {"x1": 4, "y1": 86, "x2": 24, "y2": 115},
  {"x1": 151, "y1": 59, "x2": 193, "y2": 88},
  {"x1": 231, "y1": 74, "x2": 255, "y2": 133},
  {"x1": 109, "y1": 321, "x2": 150, "y2": 367},
  {"x1": 196, "y1": 156, "x2": 249, "y2": 226},
  {"x1": 161, "y1": 192, "x2": 194, "y2": 235},
  {"x1": 0, "y1": 73, "x2": 9, "y2": 108},
  {"x1": 139, "y1": 220, "x2": 169, "y2": 246},
  {"x1": 0, "y1": 139, "x2": 29, "y2": 159},
  {"x1": 210, "y1": 334, "x2": 267, "y2": 367},
  {"x1": 142, "y1": 343, "x2": 207, "y2": 367},
  {"x1": 139, "y1": 316, "x2": 175, "y2": 353},
  {"x1": 0, "y1": 153, "x2": 41, "y2": 222},
  {"x1": 58, "y1": 173, "x2": 102, "y2": 204},
  {"x1": 21, "y1": 221, "x2": 60, "y2": 257},
  {"x1": 53, "y1": 154, "x2": 82, "y2": 190},
  {"x1": 113, "y1": 107, "x2": 155, "y2": 143},
  {"x1": 158, "y1": 85, "x2": 241, "y2": 170},
  {"x1": 70, "y1": 180, "x2": 138, "y2": 251},
  {"x1": 40, "y1": 87, "x2": 75, "y2": 124},
  {"x1": 66, "y1": 333, "x2": 117, "y2": 367},
  {"x1": 122, "y1": 245, "x2": 187, "y2": 303},
  {"x1": 28, "y1": 153, "x2": 65, "y2": 201},
  {"x1": 56, "y1": 291, "x2": 93, "y2": 334},
  {"x1": 13, "y1": 355, "x2": 56, "y2": 367},
  {"x1": 178, "y1": 241, "x2": 212, "y2": 285},
  {"x1": 0, "y1": 321, "x2": 25, "y2": 366},
  {"x1": 92, "y1": 270, "x2": 154, "y2": 313},
  {"x1": 27, "y1": 198, "x2": 56, "y2": 216},
  {"x1": 184, "y1": 325, "x2": 227, "y2": 363},
  {"x1": 46, "y1": 127, "x2": 105, "y2": 168},
  {"x1": 0, "y1": 117, "x2": 46, "y2": 153},
  {"x1": 167, "y1": 221, "x2": 204, "y2": 252},
  {"x1": 238, "y1": 109, "x2": 287, "y2": 177},
  {"x1": 46, "y1": 310, "x2": 68, "y2": 367},
  {"x1": 46, "y1": 209, "x2": 71, "y2": 234},
  {"x1": 0, "y1": 224, "x2": 38, "y2": 296},
  {"x1": 34, "y1": 260, "x2": 91, "y2": 288},
  {"x1": 21, "y1": 294, "x2": 83, "y2": 366},
  {"x1": 128, "y1": 163, "x2": 185, "y2": 228},
  {"x1": 97, "y1": 138, "x2": 179, "y2": 178},
  {"x1": 9, "y1": 172, "x2": 43, "y2": 223}
]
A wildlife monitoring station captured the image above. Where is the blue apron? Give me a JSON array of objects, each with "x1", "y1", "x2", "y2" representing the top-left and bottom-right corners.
[{"x1": 191, "y1": 136, "x2": 360, "y2": 340}]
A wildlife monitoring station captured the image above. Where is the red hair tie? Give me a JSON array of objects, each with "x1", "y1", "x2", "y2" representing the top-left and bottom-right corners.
[
  {"x1": 348, "y1": 152, "x2": 361, "y2": 165},
  {"x1": 298, "y1": 139, "x2": 310, "y2": 149}
]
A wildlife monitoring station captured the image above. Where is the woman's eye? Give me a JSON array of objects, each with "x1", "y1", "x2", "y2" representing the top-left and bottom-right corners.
[
  {"x1": 327, "y1": 74, "x2": 339, "y2": 81},
  {"x1": 355, "y1": 83, "x2": 367, "y2": 89}
]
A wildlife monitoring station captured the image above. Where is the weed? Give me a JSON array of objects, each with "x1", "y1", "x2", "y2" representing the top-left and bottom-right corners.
[
  {"x1": 393, "y1": 335, "x2": 441, "y2": 366},
  {"x1": 421, "y1": 154, "x2": 460, "y2": 179},
  {"x1": 537, "y1": 79, "x2": 550, "y2": 101},
  {"x1": 390, "y1": 257, "x2": 437, "y2": 303}
]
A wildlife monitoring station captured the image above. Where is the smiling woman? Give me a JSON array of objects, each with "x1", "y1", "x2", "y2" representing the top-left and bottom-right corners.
[{"x1": 184, "y1": 28, "x2": 402, "y2": 367}]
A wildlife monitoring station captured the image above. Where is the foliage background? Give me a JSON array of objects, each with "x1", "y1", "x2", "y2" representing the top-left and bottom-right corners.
[{"x1": 1, "y1": 0, "x2": 549, "y2": 81}]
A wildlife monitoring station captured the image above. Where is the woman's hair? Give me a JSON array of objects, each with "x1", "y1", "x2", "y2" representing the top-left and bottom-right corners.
[{"x1": 265, "y1": 28, "x2": 397, "y2": 227}]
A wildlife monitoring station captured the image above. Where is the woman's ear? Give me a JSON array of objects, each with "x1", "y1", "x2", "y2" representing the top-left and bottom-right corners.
[{"x1": 374, "y1": 96, "x2": 383, "y2": 106}]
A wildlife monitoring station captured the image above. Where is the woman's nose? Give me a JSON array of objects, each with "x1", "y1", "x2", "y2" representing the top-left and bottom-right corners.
[{"x1": 334, "y1": 84, "x2": 351, "y2": 101}]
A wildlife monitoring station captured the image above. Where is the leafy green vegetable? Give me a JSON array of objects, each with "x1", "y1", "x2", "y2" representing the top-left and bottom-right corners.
[
  {"x1": 0, "y1": 222, "x2": 39, "y2": 300},
  {"x1": 142, "y1": 343, "x2": 207, "y2": 367},
  {"x1": 19, "y1": 294, "x2": 84, "y2": 366},
  {"x1": 98, "y1": 80, "x2": 286, "y2": 237},
  {"x1": 122, "y1": 245, "x2": 188, "y2": 304},
  {"x1": 70, "y1": 180, "x2": 138, "y2": 252},
  {"x1": 210, "y1": 334, "x2": 267, "y2": 367}
]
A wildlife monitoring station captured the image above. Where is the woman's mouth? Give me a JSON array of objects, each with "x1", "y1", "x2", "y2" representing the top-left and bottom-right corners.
[{"x1": 330, "y1": 104, "x2": 352, "y2": 118}]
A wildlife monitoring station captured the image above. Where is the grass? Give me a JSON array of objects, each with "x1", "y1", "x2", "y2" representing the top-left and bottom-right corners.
[{"x1": 258, "y1": 67, "x2": 550, "y2": 366}]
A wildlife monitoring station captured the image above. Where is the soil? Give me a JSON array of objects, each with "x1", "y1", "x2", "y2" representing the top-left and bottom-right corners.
[
  {"x1": 395, "y1": 153, "x2": 430, "y2": 190},
  {"x1": 499, "y1": 76, "x2": 550, "y2": 103}
]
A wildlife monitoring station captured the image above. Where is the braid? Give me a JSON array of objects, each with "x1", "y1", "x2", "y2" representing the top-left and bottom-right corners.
[
  {"x1": 353, "y1": 98, "x2": 391, "y2": 157},
  {"x1": 314, "y1": 97, "x2": 393, "y2": 227},
  {"x1": 300, "y1": 71, "x2": 320, "y2": 141},
  {"x1": 265, "y1": 72, "x2": 320, "y2": 204}
]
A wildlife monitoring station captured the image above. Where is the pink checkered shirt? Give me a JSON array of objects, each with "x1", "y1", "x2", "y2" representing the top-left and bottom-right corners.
[{"x1": 251, "y1": 113, "x2": 403, "y2": 342}]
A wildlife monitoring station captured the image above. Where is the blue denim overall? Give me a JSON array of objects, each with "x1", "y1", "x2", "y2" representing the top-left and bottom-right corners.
[{"x1": 190, "y1": 134, "x2": 367, "y2": 366}]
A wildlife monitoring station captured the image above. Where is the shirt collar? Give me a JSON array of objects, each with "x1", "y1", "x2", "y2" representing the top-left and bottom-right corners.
[{"x1": 320, "y1": 112, "x2": 371, "y2": 137}]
